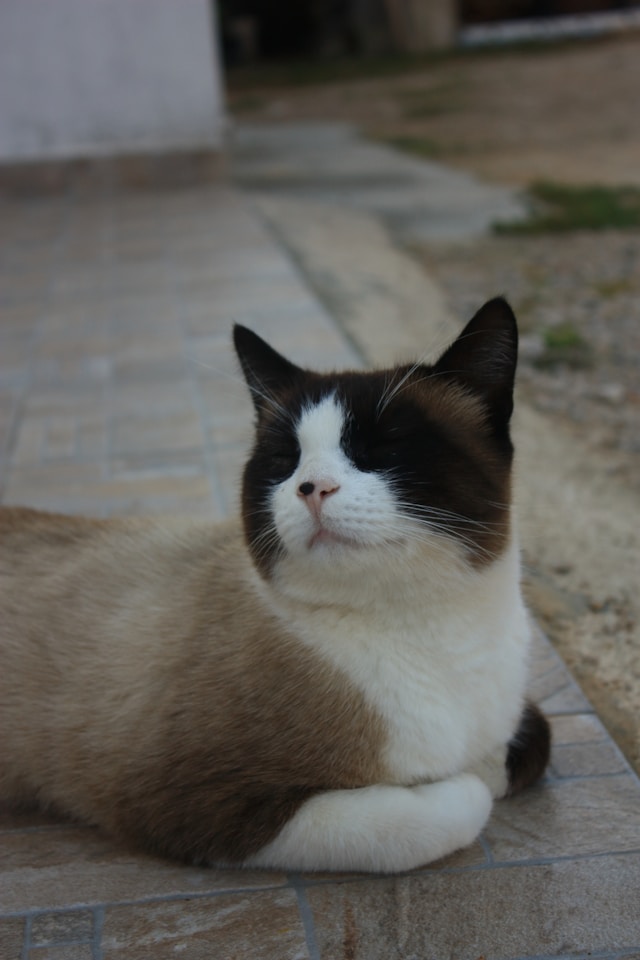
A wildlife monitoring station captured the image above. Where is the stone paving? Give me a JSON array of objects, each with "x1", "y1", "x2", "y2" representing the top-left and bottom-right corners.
[{"x1": 1, "y1": 179, "x2": 639, "y2": 959}]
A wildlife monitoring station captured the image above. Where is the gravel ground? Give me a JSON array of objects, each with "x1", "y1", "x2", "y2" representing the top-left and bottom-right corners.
[{"x1": 418, "y1": 231, "x2": 640, "y2": 490}]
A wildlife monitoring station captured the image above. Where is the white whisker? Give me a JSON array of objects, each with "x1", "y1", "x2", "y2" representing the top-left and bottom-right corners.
[{"x1": 376, "y1": 359, "x2": 428, "y2": 419}]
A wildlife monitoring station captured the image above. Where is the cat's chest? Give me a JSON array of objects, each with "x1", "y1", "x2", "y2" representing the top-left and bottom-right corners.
[
  {"x1": 369, "y1": 621, "x2": 526, "y2": 782},
  {"x1": 280, "y1": 587, "x2": 529, "y2": 784}
]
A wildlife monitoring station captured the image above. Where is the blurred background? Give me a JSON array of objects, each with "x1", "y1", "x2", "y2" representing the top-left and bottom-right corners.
[{"x1": 2, "y1": 0, "x2": 640, "y2": 164}]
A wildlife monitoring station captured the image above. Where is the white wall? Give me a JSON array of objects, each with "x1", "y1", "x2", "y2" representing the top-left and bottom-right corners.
[{"x1": 0, "y1": 0, "x2": 225, "y2": 162}]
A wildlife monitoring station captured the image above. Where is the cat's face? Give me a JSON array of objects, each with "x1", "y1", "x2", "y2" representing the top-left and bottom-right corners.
[{"x1": 235, "y1": 298, "x2": 518, "y2": 581}]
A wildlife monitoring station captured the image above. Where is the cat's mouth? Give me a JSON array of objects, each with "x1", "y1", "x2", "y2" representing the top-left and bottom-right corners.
[{"x1": 307, "y1": 526, "x2": 361, "y2": 550}]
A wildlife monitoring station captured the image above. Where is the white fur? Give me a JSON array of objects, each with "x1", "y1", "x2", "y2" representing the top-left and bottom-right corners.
[
  {"x1": 250, "y1": 396, "x2": 530, "y2": 872},
  {"x1": 246, "y1": 774, "x2": 492, "y2": 873}
]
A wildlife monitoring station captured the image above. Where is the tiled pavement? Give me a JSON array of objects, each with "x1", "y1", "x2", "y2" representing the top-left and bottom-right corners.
[{"x1": 1, "y1": 180, "x2": 639, "y2": 959}]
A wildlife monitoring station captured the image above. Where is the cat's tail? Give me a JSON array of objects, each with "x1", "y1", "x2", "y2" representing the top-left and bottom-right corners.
[{"x1": 506, "y1": 701, "x2": 552, "y2": 796}]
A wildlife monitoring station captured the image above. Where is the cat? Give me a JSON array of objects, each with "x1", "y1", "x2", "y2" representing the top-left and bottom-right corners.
[{"x1": 0, "y1": 296, "x2": 550, "y2": 874}]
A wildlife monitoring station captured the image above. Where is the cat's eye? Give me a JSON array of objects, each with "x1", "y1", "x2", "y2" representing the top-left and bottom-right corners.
[
  {"x1": 367, "y1": 440, "x2": 400, "y2": 460},
  {"x1": 349, "y1": 428, "x2": 410, "y2": 472},
  {"x1": 268, "y1": 444, "x2": 300, "y2": 477},
  {"x1": 372, "y1": 428, "x2": 410, "y2": 451}
]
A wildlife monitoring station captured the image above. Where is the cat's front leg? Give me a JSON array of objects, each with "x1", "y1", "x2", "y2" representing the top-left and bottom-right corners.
[
  {"x1": 467, "y1": 701, "x2": 552, "y2": 800},
  {"x1": 466, "y1": 745, "x2": 509, "y2": 799},
  {"x1": 243, "y1": 773, "x2": 492, "y2": 874}
]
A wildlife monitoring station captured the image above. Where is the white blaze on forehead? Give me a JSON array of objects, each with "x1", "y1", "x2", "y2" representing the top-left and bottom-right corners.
[{"x1": 296, "y1": 394, "x2": 345, "y2": 457}]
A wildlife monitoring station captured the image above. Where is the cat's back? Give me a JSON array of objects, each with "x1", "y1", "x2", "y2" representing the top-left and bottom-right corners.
[
  {"x1": 0, "y1": 505, "x2": 106, "y2": 567},
  {"x1": 0, "y1": 506, "x2": 250, "y2": 677},
  {"x1": 0, "y1": 505, "x2": 243, "y2": 587},
  {"x1": 0, "y1": 505, "x2": 238, "y2": 576}
]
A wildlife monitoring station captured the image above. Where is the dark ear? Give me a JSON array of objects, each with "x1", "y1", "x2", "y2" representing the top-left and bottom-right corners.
[
  {"x1": 233, "y1": 325, "x2": 303, "y2": 414},
  {"x1": 433, "y1": 297, "x2": 518, "y2": 429}
]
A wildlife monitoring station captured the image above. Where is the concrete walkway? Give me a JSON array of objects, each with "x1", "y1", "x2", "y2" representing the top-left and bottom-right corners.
[
  {"x1": 231, "y1": 121, "x2": 525, "y2": 242},
  {"x1": 1, "y1": 168, "x2": 639, "y2": 958}
]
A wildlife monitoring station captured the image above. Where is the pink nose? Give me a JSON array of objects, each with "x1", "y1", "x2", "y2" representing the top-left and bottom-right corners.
[{"x1": 297, "y1": 479, "x2": 340, "y2": 517}]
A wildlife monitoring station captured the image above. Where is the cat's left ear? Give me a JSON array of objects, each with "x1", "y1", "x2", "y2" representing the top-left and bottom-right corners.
[
  {"x1": 433, "y1": 297, "x2": 518, "y2": 429},
  {"x1": 234, "y1": 325, "x2": 304, "y2": 414}
]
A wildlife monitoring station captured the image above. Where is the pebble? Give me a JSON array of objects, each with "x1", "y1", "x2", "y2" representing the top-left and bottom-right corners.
[{"x1": 592, "y1": 383, "x2": 626, "y2": 405}]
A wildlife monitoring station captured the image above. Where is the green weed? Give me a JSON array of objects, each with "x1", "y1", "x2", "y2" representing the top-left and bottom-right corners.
[
  {"x1": 378, "y1": 135, "x2": 443, "y2": 159},
  {"x1": 592, "y1": 277, "x2": 635, "y2": 298},
  {"x1": 495, "y1": 182, "x2": 640, "y2": 234},
  {"x1": 535, "y1": 322, "x2": 593, "y2": 368}
]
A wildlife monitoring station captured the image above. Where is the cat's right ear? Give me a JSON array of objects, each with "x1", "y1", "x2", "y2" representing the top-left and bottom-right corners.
[{"x1": 233, "y1": 325, "x2": 303, "y2": 414}]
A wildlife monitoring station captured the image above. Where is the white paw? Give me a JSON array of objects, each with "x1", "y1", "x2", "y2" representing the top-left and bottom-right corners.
[
  {"x1": 413, "y1": 772, "x2": 493, "y2": 853},
  {"x1": 246, "y1": 774, "x2": 493, "y2": 874}
]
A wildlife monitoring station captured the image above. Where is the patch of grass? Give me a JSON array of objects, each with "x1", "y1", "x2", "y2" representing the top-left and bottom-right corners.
[
  {"x1": 535, "y1": 322, "x2": 593, "y2": 369},
  {"x1": 396, "y1": 80, "x2": 463, "y2": 119},
  {"x1": 495, "y1": 182, "x2": 640, "y2": 234},
  {"x1": 230, "y1": 94, "x2": 269, "y2": 113},
  {"x1": 227, "y1": 53, "x2": 442, "y2": 93},
  {"x1": 592, "y1": 277, "x2": 635, "y2": 298},
  {"x1": 544, "y1": 323, "x2": 585, "y2": 351},
  {"x1": 378, "y1": 135, "x2": 443, "y2": 159}
]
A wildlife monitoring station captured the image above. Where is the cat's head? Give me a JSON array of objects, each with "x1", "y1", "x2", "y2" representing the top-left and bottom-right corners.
[{"x1": 234, "y1": 298, "x2": 518, "y2": 587}]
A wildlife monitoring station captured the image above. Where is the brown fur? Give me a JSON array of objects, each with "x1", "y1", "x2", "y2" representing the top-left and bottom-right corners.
[
  {"x1": 0, "y1": 507, "x2": 386, "y2": 863},
  {"x1": 408, "y1": 378, "x2": 513, "y2": 565},
  {"x1": 506, "y1": 702, "x2": 552, "y2": 796}
]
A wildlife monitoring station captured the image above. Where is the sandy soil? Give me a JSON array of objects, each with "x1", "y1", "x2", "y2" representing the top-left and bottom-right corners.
[
  {"x1": 230, "y1": 33, "x2": 640, "y2": 187},
  {"x1": 230, "y1": 35, "x2": 640, "y2": 770}
]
